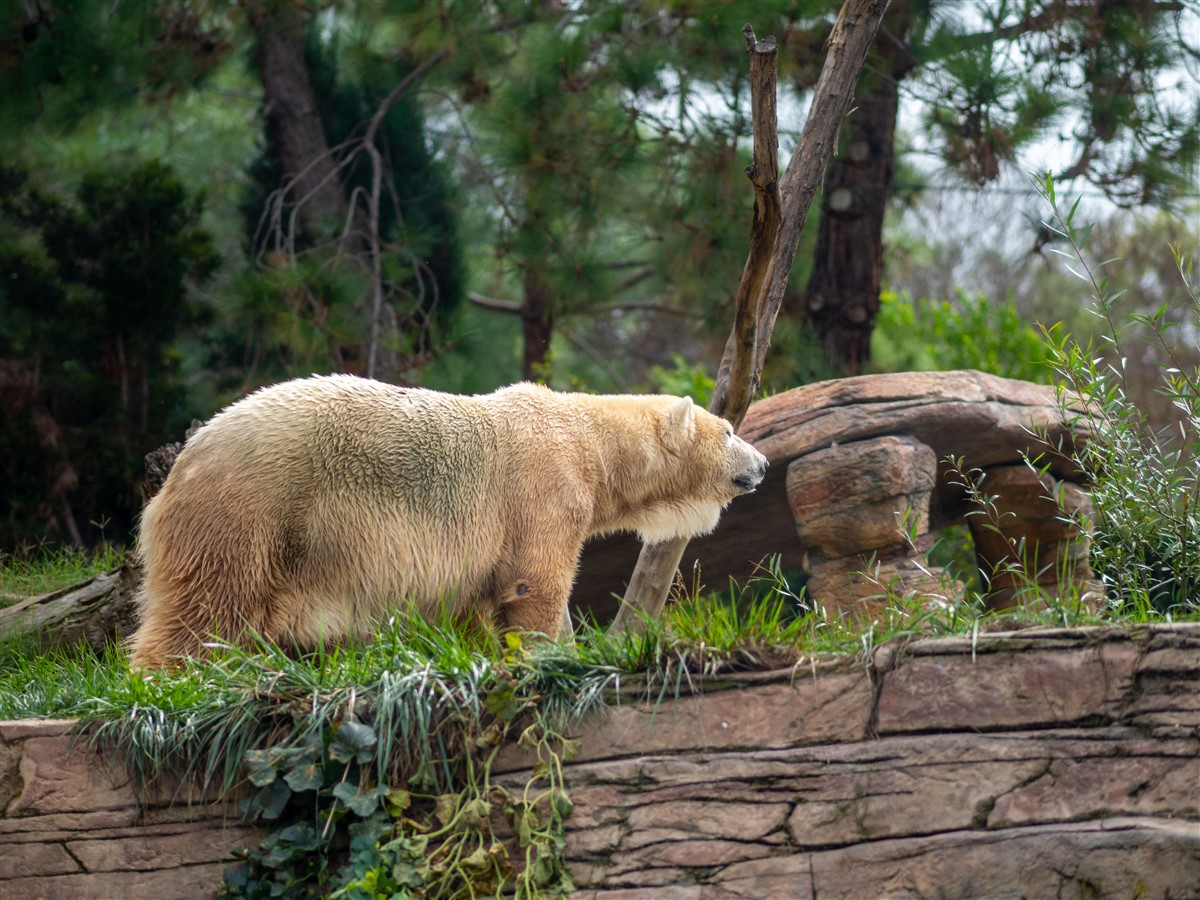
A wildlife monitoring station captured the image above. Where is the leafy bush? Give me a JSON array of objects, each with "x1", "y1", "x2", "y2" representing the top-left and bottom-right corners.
[
  {"x1": 871, "y1": 288, "x2": 1053, "y2": 383},
  {"x1": 1037, "y1": 175, "x2": 1198, "y2": 615},
  {"x1": 649, "y1": 354, "x2": 715, "y2": 405}
]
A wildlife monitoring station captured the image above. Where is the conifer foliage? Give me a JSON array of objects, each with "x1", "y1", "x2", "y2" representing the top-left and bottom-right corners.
[{"x1": 0, "y1": 162, "x2": 218, "y2": 547}]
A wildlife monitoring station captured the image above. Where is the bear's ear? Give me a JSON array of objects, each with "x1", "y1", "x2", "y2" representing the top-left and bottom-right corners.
[{"x1": 663, "y1": 396, "x2": 696, "y2": 454}]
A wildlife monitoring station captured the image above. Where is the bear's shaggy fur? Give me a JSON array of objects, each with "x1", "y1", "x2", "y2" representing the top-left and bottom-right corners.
[{"x1": 129, "y1": 375, "x2": 768, "y2": 668}]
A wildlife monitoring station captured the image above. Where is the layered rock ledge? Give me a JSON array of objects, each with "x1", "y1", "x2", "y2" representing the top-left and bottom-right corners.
[
  {"x1": 3, "y1": 624, "x2": 1198, "y2": 899},
  {"x1": 494, "y1": 622, "x2": 1200, "y2": 899}
]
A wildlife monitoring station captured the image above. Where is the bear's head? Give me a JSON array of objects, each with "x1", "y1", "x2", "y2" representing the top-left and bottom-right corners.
[{"x1": 630, "y1": 395, "x2": 769, "y2": 543}]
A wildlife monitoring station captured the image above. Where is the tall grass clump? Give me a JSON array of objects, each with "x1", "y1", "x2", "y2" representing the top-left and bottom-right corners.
[
  {"x1": 1037, "y1": 173, "x2": 1198, "y2": 615},
  {"x1": 573, "y1": 558, "x2": 817, "y2": 705},
  {"x1": 0, "y1": 542, "x2": 125, "y2": 607}
]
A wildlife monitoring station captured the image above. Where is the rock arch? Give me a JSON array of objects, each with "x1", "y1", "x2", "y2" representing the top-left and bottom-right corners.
[{"x1": 575, "y1": 371, "x2": 1098, "y2": 619}]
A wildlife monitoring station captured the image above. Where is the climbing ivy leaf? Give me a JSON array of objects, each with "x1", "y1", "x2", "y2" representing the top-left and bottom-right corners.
[
  {"x1": 560, "y1": 738, "x2": 582, "y2": 762},
  {"x1": 461, "y1": 796, "x2": 492, "y2": 828},
  {"x1": 434, "y1": 793, "x2": 458, "y2": 827},
  {"x1": 284, "y1": 758, "x2": 324, "y2": 792},
  {"x1": 332, "y1": 780, "x2": 388, "y2": 817},
  {"x1": 247, "y1": 777, "x2": 291, "y2": 821},
  {"x1": 330, "y1": 718, "x2": 377, "y2": 764},
  {"x1": 385, "y1": 787, "x2": 412, "y2": 817},
  {"x1": 484, "y1": 682, "x2": 521, "y2": 721},
  {"x1": 244, "y1": 749, "x2": 279, "y2": 787},
  {"x1": 551, "y1": 789, "x2": 573, "y2": 820}
]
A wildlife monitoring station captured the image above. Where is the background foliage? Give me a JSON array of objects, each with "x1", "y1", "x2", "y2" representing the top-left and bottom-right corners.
[{"x1": 1, "y1": 0, "x2": 1196, "y2": 551}]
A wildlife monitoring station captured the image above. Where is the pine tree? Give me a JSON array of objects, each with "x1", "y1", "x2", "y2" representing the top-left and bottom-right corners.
[
  {"x1": 232, "y1": 11, "x2": 464, "y2": 386},
  {"x1": 797, "y1": 0, "x2": 1200, "y2": 373}
]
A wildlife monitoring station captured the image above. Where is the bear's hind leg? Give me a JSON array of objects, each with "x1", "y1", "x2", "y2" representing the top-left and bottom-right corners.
[
  {"x1": 130, "y1": 548, "x2": 281, "y2": 668},
  {"x1": 128, "y1": 611, "x2": 204, "y2": 670},
  {"x1": 129, "y1": 583, "x2": 247, "y2": 669},
  {"x1": 496, "y1": 565, "x2": 576, "y2": 640}
]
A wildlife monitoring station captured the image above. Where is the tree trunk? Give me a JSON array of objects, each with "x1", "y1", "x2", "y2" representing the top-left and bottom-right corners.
[
  {"x1": 612, "y1": 0, "x2": 890, "y2": 634},
  {"x1": 246, "y1": 0, "x2": 349, "y2": 245},
  {"x1": 801, "y1": 0, "x2": 918, "y2": 374},
  {"x1": 522, "y1": 267, "x2": 554, "y2": 382}
]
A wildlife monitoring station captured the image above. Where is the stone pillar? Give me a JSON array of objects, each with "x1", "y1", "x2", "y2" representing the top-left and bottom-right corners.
[
  {"x1": 966, "y1": 464, "x2": 1101, "y2": 611},
  {"x1": 788, "y1": 436, "x2": 949, "y2": 616}
]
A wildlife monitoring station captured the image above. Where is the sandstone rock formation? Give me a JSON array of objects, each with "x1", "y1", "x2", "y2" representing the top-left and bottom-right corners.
[
  {"x1": 575, "y1": 370, "x2": 1097, "y2": 620},
  {"x1": 495, "y1": 623, "x2": 1200, "y2": 899},
  {"x1": 3, "y1": 625, "x2": 1197, "y2": 899}
]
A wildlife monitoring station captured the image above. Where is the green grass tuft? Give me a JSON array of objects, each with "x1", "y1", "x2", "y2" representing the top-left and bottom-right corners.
[{"x1": 0, "y1": 543, "x2": 126, "y2": 606}]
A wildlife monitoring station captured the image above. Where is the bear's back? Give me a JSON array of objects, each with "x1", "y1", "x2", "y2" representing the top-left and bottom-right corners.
[{"x1": 173, "y1": 376, "x2": 500, "y2": 516}]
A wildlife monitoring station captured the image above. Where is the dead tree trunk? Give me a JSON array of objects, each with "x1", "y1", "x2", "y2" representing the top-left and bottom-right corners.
[
  {"x1": 0, "y1": 567, "x2": 141, "y2": 652},
  {"x1": 611, "y1": 0, "x2": 891, "y2": 634}
]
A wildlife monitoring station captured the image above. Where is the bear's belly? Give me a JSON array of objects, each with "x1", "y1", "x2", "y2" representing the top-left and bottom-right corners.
[{"x1": 287, "y1": 501, "x2": 505, "y2": 632}]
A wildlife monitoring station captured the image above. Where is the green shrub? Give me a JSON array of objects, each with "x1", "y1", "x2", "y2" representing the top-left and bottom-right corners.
[
  {"x1": 1037, "y1": 174, "x2": 1198, "y2": 615},
  {"x1": 649, "y1": 354, "x2": 715, "y2": 405},
  {"x1": 871, "y1": 288, "x2": 1053, "y2": 383},
  {"x1": 0, "y1": 161, "x2": 217, "y2": 549}
]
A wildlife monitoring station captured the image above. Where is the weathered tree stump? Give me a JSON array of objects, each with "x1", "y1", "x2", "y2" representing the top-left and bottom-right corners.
[{"x1": 142, "y1": 419, "x2": 203, "y2": 503}]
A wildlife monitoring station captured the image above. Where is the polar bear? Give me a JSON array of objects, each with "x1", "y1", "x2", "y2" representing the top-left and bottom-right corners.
[{"x1": 129, "y1": 375, "x2": 768, "y2": 668}]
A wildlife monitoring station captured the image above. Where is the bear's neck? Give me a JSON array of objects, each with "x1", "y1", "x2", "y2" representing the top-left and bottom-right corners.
[
  {"x1": 488, "y1": 387, "x2": 686, "y2": 540},
  {"x1": 572, "y1": 401, "x2": 675, "y2": 538}
]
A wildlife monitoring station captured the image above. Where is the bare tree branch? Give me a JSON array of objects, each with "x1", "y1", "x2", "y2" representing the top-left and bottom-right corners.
[
  {"x1": 248, "y1": 37, "x2": 449, "y2": 382},
  {"x1": 611, "y1": 0, "x2": 890, "y2": 634},
  {"x1": 708, "y1": 25, "x2": 783, "y2": 425},
  {"x1": 468, "y1": 291, "x2": 525, "y2": 314},
  {"x1": 931, "y1": 0, "x2": 1181, "y2": 60},
  {"x1": 753, "y1": 0, "x2": 891, "y2": 384}
]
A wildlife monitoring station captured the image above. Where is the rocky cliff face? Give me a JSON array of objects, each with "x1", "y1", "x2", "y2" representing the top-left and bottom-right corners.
[
  {"x1": 493, "y1": 623, "x2": 1200, "y2": 899},
  {"x1": 3, "y1": 624, "x2": 1198, "y2": 899}
]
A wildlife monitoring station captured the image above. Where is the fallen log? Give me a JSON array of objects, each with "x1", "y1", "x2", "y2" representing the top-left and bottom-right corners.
[
  {"x1": 0, "y1": 419, "x2": 201, "y2": 651},
  {"x1": 0, "y1": 564, "x2": 140, "y2": 652}
]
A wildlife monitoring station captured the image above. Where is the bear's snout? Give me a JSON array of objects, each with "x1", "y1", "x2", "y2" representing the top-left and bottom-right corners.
[{"x1": 732, "y1": 447, "x2": 768, "y2": 493}]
